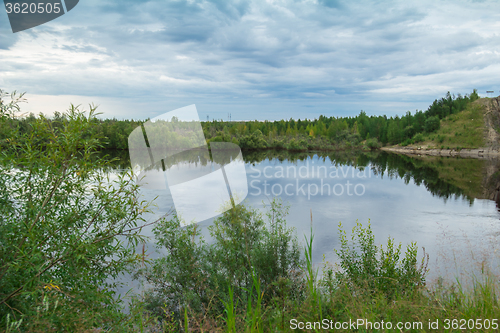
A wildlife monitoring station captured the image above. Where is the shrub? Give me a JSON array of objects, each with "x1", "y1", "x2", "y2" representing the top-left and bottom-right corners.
[
  {"x1": 238, "y1": 131, "x2": 269, "y2": 149},
  {"x1": 400, "y1": 138, "x2": 414, "y2": 146},
  {"x1": 209, "y1": 135, "x2": 223, "y2": 142},
  {"x1": 307, "y1": 141, "x2": 316, "y2": 150},
  {"x1": 0, "y1": 92, "x2": 153, "y2": 331},
  {"x1": 413, "y1": 133, "x2": 424, "y2": 143},
  {"x1": 365, "y1": 138, "x2": 381, "y2": 150},
  {"x1": 347, "y1": 132, "x2": 362, "y2": 145},
  {"x1": 424, "y1": 116, "x2": 441, "y2": 133},
  {"x1": 327, "y1": 221, "x2": 428, "y2": 299},
  {"x1": 136, "y1": 199, "x2": 303, "y2": 325},
  {"x1": 286, "y1": 138, "x2": 307, "y2": 151},
  {"x1": 273, "y1": 138, "x2": 285, "y2": 149}
]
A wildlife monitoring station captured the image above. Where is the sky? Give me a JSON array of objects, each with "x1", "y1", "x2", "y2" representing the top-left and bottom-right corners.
[{"x1": 1, "y1": 0, "x2": 500, "y2": 121}]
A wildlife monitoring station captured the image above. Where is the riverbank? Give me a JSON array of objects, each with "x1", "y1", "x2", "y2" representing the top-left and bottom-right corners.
[
  {"x1": 380, "y1": 146, "x2": 500, "y2": 159},
  {"x1": 135, "y1": 206, "x2": 500, "y2": 333},
  {"x1": 380, "y1": 96, "x2": 500, "y2": 159}
]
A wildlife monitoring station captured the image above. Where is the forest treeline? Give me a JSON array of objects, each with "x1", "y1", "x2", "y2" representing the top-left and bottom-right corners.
[{"x1": 0, "y1": 90, "x2": 479, "y2": 152}]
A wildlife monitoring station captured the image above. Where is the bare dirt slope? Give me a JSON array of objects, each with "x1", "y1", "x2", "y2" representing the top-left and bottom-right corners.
[{"x1": 477, "y1": 96, "x2": 500, "y2": 150}]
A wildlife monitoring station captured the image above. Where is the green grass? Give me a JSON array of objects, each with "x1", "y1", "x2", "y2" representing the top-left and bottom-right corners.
[
  {"x1": 136, "y1": 219, "x2": 499, "y2": 333},
  {"x1": 421, "y1": 102, "x2": 485, "y2": 149},
  {"x1": 8, "y1": 212, "x2": 499, "y2": 332}
]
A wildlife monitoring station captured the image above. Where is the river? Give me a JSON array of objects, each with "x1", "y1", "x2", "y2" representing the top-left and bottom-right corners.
[{"x1": 102, "y1": 149, "x2": 500, "y2": 297}]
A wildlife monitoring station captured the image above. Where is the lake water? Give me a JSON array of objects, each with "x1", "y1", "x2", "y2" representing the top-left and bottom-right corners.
[{"x1": 104, "y1": 149, "x2": 500, "y2": 296}]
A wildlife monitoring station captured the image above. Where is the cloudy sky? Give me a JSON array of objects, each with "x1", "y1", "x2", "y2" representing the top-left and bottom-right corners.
[{"x1": 1, "y1": 0, "x2": 500, "y2": 120}]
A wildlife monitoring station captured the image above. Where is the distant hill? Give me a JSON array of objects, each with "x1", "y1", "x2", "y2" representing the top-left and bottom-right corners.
[{"x1": 382, "y1": 96, "x2": 500, "y2": 158}]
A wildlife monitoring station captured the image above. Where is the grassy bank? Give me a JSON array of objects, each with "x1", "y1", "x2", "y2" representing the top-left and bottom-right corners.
[
  {"x1": 129, "y1": 202, "x2": 500, "y2": 333},
  {"x1": 399, "y1": 100, "x2": 486, "y2": 150},
  {"x1": 4, "y1": 200, "x2": 499, "y2": 332}
]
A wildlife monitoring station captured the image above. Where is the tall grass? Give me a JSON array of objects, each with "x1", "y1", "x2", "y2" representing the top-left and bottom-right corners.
[
  {"x1": 303, "y1": 210, "x2": 322, "y2": 323},
  {"x1": 243, "y1": 271, "x2": 264, "y2": 332},
  {"x1": 222, "y1": 285, "x2": 237, "y2": 333},
  {"x1": 129, "y1": 204, "x2": 499, "y2": 332},
  {"x1": 16, "y1": 200, "x2": 497, "y2": 332}
]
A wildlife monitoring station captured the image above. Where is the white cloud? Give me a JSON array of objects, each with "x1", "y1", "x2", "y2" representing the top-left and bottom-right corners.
[{"x1": 1, "y1": 0, "x2": 500, "y2": 120}]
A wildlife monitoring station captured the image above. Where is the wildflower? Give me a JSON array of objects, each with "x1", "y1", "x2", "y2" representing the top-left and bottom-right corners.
[{"x1": 43, "y1": 281, "x2": 61, "y2": 292}]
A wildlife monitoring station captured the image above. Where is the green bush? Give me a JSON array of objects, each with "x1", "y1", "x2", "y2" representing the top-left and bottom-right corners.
[
  {"x1": 272, "y1": 138, "x2": 285, "y2": 149},
  {"x1": 424, "y1": 116, "x2": 441, "y2": 133},
  {"x1": 136, "y1": 199, "x2": 303, "y2": 325},
  {"x1": 286, "y1": 138, "x2": 307, "y2": 151},
  {"x1": 209, "y1": 135, "x2": 224, "y2": 142},
  {"x1": 413, "y1": 133, "x2": 424, "y2": 143},
  {"x1": 0, "y1": 91, "x2": 153, "y2": 331},
  {"x1": 365, "y1": 138, "x2": 381, "y2": 150},
  {"x1": 400, "y1": 138, "x2": 414, "y2": 146},
  {"x1": 326, "y1": 221, "x2": 428, "y2": 299},
  {"x1": 238, "y1": 130, "x2": 269, "y2": 149}
]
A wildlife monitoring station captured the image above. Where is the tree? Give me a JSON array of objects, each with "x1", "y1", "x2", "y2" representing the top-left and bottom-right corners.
[
  {"x1": 0, "y1": 91, "x2": 157, "y2": 331},
  {"x1": 356, "y1": 110, "x2": 369, "y2": 139},
  {"x1": 413, "y1": 110, "x2": 425, "y2": 133},
  {"x1": 387, "y1": 117, "x2": 403, "y2": 144},
  {"x1": 136, "y1": 199, "x2": 302, "y2": 325},
  {"x1": 424, "y1": 116, "x2": 440, "y2": 133}
]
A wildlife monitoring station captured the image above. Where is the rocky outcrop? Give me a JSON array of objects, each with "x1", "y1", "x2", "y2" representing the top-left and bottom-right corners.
[{"x1": 480, "y1": 96, "x2": 500, "y2": 150}]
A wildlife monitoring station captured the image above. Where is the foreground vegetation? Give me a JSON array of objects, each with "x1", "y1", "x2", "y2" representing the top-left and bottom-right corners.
[
  {"x1": 1, "y1": 90, "x2": 499, "y2": 332},
  {"x1": 0, "y1": 91, "x2": 155, "y2": 331},
  {"x1": 128, "y1": 202, "x2": 499, "y2": 332}
]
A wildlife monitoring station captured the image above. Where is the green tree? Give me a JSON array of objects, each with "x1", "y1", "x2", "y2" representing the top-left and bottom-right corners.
[
  {"x1": 0, "y1": 91, "x2": 156, "y2": 331},
  {"x1": 424, "y1": 116, "x2": 440, "y2": 133},
  {"x1": 387, "y1": 118, "x2": 403, "y2": 144},
  {"x1": 136, "y1": 199, "x2": 303, "y2": 324},
  {"x1": 413, "y1": 110, "x2": 425, "y2": 133}
]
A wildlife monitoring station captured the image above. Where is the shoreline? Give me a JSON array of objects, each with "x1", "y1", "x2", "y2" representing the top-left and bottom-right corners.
[{"x1": 380, "y1": 146, "x2": 500, "y2": 159}]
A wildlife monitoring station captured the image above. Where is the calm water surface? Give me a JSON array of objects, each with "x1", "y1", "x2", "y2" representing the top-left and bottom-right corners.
[{"x1": 104, "y1": 149, "x2": 500, "y2": 296}]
